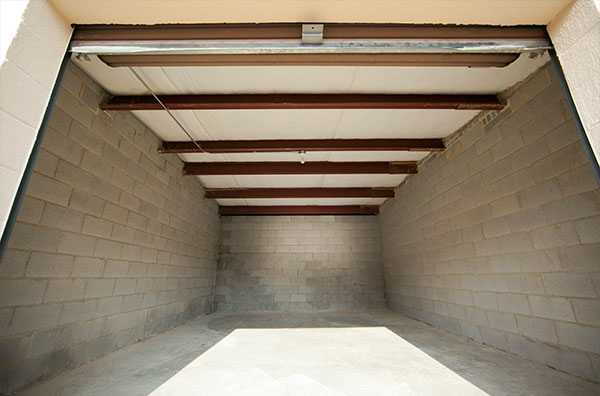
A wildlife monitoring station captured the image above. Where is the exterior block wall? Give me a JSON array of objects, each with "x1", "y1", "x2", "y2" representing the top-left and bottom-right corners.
[
  {"x1": 548, "y1": 0, "x2": 600, "y2": 163},
  {"x1": 380, "y1": 62, "x2": 600, "y2": 382},
  {"x1": 0, "y1": 63, "x2": 220, "y2": 393},
  {"x1": 216, "y1": 215, "x2": 385, "y2": 311},
  {"x1": 0, "y1": 0, "x2": 72, "y2": 238}
]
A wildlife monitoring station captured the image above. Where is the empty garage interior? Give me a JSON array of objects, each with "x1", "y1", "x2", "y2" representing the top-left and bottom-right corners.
[{"x1": 1, "y1": 3, "x2": 600, "y2": 395}]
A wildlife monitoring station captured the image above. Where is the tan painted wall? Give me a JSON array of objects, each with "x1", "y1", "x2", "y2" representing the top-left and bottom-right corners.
[
  {"x1": 548, "y1": 0, "x2": 600, "y2": 163},
  {"x1": 0, "y1": 0, "x2": 72, "y2": 240},
  {"x1": 48, "y1": 0, "x2": 569, "y2": 25}
]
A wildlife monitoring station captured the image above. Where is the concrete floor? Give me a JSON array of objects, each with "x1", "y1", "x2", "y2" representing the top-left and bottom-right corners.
[{"x1": 16, "y1": 311, "x2": 600, "y2": 396}]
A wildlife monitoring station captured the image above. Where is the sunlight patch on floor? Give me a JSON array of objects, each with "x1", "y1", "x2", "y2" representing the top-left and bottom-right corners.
[{"x1": 148, "y1": 327, "x2": 489, "y2": 396}]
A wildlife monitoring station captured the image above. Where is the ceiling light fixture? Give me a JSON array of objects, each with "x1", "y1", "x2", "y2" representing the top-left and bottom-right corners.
[{"x1": 299, "y1": 151, "x2": 306, "y2": 164}]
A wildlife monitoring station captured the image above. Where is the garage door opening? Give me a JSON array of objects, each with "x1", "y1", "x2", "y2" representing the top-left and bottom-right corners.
[{"x1": 1, "y1": 22, "x2": 599, "y2": 395}]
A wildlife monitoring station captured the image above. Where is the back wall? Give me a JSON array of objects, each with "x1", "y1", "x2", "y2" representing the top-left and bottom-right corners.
[{"x1": 215, "y1": 215, "x2": 385, "y2": 311}]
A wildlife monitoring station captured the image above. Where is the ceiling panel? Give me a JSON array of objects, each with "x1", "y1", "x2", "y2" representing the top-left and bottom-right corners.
[
  {"x1": 76, "y1": 53, "x2": 547, "y2": 96},
  {"x1": 196, "y1": 175, "x2": 239, "y2": 188},
  {"x1": 334, "y1": 109, "x2": 479, "y2": 139},
  {"x1": 131, "y1": 109, "x2": 476, "y2": 141},
  {"x1": 191, "y1": 110, "x2": 344, "y2": 140},
  {"x1": 199, "y1": 174, "x2": 407, "y2": 188},
  {"x1": 327, "y1": 151, "x2": 427, "y2": 162},
  {"x1": 132, "y1": 109, "x2": 345, "y2": 141},
  {"x1": 322, "y1": 174, "x2": 407, "y2": 187},
  {"x1": 179, "y1": 151, "x2": 426, "y2": 163},
  {"x1": 349, "y1": 54, "x2": 548, "y2": 94},
  {"x1": 215, "y1": 198, "x2": 248, "y2": 206},
  {"x1": 181, "y1": 152, "x2": 331, "y2": 162},
  {"x1": 230, "y1": 175, "x2": 325, "y2": 188},
  {"x1": 160, "y1": 66, "x2": 359, "y2": 94},
  {"x1": 131, "y1": 110, "x2": 212, "y2": 140}
]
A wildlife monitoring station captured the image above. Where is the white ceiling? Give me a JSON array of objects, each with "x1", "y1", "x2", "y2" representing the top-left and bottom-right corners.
[
  {"x1": 201, "y1": 174, "x2": 409, "y2": 189},
  {"x1": 130, "y1": 109, "x2": 480, "y2": 141},
  {"x1": 179, "y1": 151, "x2": 427, "y2": 163},
  {"x1": 74, "y1": 52, "x2": 548, "y2": 207},
  {"x1": 79, "y1": 54, "x2": 547, "y2": 96}
]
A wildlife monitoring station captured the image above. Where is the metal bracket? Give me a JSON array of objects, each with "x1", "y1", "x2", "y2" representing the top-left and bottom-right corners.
[{"x1": 302, "y1": 24, "x2": 324, "y2": 45}]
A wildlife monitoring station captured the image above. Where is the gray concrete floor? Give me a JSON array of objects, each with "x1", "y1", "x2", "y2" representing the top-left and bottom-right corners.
[{"x1": 16, "y1": 311, "x2": 600, "y2": 396}]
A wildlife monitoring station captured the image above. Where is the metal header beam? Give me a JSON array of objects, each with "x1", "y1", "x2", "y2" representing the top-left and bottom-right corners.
[
  {"x1": 71, "y1": 24, "x2": 550, "y2": 55},
  {"x1": 70, "y1": 24, "x2": 550, "y2": 67},
  {"x1": 72, "y1": 24, "x2": 550, "y2": 41}
]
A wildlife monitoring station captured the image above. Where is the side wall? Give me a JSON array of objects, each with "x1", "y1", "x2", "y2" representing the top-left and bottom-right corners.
[
  {"x1": 380, "y1": 63, "x2": 600, "y2": 382},
  {"x1": 216, "y1": 215, "x2": 385, "y2": 311},
  {"x1": 0, "y1": 63, "x2": 220, "y2": 393}
]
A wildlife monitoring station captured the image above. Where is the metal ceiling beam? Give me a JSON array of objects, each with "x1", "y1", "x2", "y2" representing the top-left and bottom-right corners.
[
  {"x1": 101, "y1": 94, "x2": 504, "y2": 111},
  {"x1": 183, "y1": 161, "x2": 418, "y2": 175},
  {"x1": 219, "y1": 205, "x2": 380, "y2": 216},
  {"x1": 159, "y1": 138, "x2": 445, "y2": 153},
  {"x1": 206, "y1": 187, "x2": 395, "y2": 199}
]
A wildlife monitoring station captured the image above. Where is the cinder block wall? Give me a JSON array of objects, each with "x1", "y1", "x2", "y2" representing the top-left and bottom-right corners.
[
  {"x1": 216, "y1": 215, "x2": 385, "y2": 311},
  {"x1": 380, "y1": 63, "x2": 600, "y2": 381},
  {"x1": 0, "y1": 63, "x2": 220, "y2": 392}
]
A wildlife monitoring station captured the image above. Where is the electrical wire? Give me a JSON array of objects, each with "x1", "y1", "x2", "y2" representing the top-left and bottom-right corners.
[{"x1": 128, "y1": 66, "x2": 206, "y2": 153}]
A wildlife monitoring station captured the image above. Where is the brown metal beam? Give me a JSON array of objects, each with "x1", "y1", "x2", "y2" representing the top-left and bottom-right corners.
[
  {"x1": 160, "y1": 138, "x2": 445, "y2": 154},
  {"x1": 73, "y1": 24, "x2": 549, "y2": 41},
  {"x1": 183, "y1": 161, "x2": 417, "y2": 175},
  {"x1": 99, "y1": 53, "x2": 519, "y2": 68},
  {"x1": 101, "y1": 94, "x2": 504, "y2": 111},
  {"x1": 206, "y1": 187, "x2": 395, "y2": 199},
  {"x1": 219, "y1": 205, "x2": 380, "y2": 216}
]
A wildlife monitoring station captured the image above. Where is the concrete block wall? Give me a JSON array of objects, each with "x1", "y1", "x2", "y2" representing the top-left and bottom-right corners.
[
  {"x1": 0, "y1": 63, "x2": 220, "y2": 393},
  {"x1": 216, "y1": 215, "x2": 385, "y2": 311},
  {"x1": 380, "y1": 62, "x2": 600, "y2": 382}
]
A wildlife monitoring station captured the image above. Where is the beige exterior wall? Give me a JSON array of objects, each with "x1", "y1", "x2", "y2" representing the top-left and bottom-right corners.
[
  {"x1": 48, "y1": 0, "x2": 569, "y2": 25},
  {"x1": 0, "y1": 0, "x2": 72, "y2": 240},
  {"x1": 380, "y1": 63, "x2": 600, "y2": 382},
  {"x1": 0, "y1": 63, "x2": 220, "y2": 393},
  {"x1": 548, "y1": 0, "x2": 600, "y2": 164}
]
